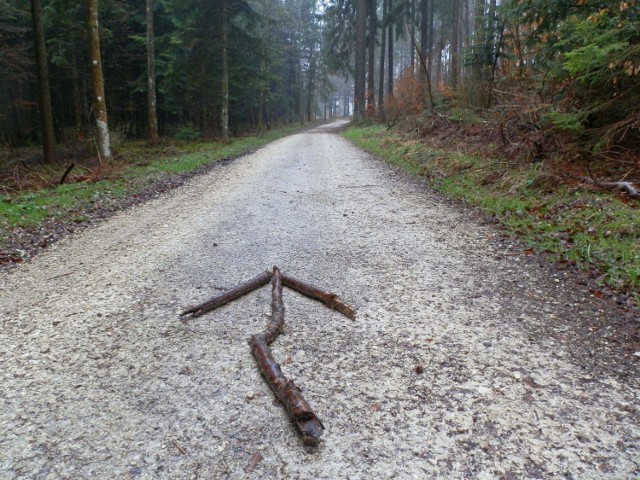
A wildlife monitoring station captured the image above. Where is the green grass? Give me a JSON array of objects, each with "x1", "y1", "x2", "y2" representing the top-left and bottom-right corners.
[
  {"x1": 0, "y1": 123, "x2": 314, "y2": 243},
  {"x1": 343, "y1": 124, "x2": 640, "y2": 297}
]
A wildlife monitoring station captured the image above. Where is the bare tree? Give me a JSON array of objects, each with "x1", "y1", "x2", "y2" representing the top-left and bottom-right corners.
[{"x1": 88, "y1": 0, "x2": 111, "y2": 160}]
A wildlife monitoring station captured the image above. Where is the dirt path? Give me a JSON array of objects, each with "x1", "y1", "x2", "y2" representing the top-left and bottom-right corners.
[{"x1": 1, "y1": 120, "x2": 638, "y2": 479}]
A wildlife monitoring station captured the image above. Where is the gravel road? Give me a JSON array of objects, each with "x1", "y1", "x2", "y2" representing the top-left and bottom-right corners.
[{"x1": 1, "y1": 120, "x2": 638, "y2": 479}]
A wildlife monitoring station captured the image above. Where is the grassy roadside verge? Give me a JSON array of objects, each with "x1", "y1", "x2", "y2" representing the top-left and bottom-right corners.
[
  {"x1": 0, "y1": 123, "x2": 312, "y2": 253},
  {"x1": 343, "y1": 124, "x2": 640, "y2": 301}
]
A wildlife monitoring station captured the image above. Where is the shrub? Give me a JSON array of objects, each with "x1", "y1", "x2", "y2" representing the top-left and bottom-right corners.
[{"x1": 173, "y1": 125, "x2": 201, "y2": 142}]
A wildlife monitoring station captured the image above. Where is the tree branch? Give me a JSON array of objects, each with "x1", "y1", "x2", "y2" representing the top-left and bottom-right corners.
[{"x1": 180, "y1": 270, "x2": 273, "y2": 318}]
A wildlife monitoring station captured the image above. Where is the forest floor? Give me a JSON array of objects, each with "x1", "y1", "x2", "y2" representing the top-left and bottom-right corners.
[{"x1": 1, "y1": 119, "x2": 638, "y2": 478}]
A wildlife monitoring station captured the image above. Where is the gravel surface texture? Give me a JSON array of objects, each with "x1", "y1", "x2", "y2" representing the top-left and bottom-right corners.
[{"x1": 1, "y1": 120, "x2": 639, "y2": 479}]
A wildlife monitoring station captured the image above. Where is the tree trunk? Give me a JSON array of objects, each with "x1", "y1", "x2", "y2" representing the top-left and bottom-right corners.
[
  {"x1": 146, "y1": 0, "x2": 159, "y2": 145},
  {"x1": 451, "y1": 0, "x2": 460, "y2": 89},
  {"x1": 354, "y1": 0, "x2": 367, "y2": 120},
  {"x1": 427, "y1": 0, "x2": 434, "y2": 77},
  {"x1": 435, "y1": 16, "x2": 444, "y2": 85},
  {"x1": 221, "y1": 0, "x2": 230, "y2": 141},
  {"x1": 306, "y1": 49, "x2": 316, "y2": 122},
  {"x1": 387, "y1": 0, "x2": 394, "y2": 97},
  {"x1": 419, "y1": 0, "x2": 428, "y2": 85},
  {"x1": 297, "y1": 61, "x2": 303, "y2": 124},
  {"x1": 378, "y1": 0, "x2": 387, "y2": 113},
  {"x1": 88, "y1": 0, "x2": 111, "y2": 160},
  {"x1": 409, "y1": 0, "x2": 416, "y2": 73},
  {"x1": 30, "y1": 0, "x2": 56, "y2": 163},
  {"x1": 366, "y1": 0, "x2": 376, "y2": 115},
  {"x1": 71, "y1": 52, "x2": 83, "y2": 132}
]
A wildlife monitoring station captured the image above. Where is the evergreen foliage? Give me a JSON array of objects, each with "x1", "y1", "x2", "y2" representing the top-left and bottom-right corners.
[
  {"x1": 0, "y1": 0, "x2": 335, "y2": 152},
  {"x1": 2, "y1": 0, "x2": 638, "y2": 158}
]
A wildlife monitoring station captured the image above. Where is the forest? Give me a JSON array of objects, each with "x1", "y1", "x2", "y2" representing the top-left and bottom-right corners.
[{"x1": 2, "y1": 0, "x2": 638, "y2": 166}]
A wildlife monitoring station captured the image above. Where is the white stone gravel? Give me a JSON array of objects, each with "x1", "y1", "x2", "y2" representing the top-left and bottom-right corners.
[{"x1": 1, "y1": 120, "x2": 638, "y2": 479}]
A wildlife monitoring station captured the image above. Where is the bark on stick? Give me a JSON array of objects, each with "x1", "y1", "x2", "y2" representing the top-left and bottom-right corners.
[
  {"x1": 180, "y1": 270, "x2": 273, "y2": 318},
  {"x1": 249, "y1": 267, "x2": 324, "y2": 446},
  {"x1": 282, "y1": 274, "x2": 356, "y2": 320}
]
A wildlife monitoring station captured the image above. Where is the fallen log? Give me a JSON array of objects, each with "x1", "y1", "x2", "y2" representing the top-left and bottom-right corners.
[
  {"x1": 180, "y1": 270, "x2": 273, "y2": 318},
  {"x1": 282, "y1": 274, "x2": 356, "y2": 320},
  {"x1": 249, "y1": 266, "x2": 324, "y2": 446}
]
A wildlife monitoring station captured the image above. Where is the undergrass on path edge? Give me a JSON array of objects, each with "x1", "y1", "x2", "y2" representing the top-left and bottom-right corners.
[{"x1": 343, "y1": 124, "x2": 640, "y2": 301}]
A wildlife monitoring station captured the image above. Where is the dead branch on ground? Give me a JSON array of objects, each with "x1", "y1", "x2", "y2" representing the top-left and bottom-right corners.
[
  {"x1": 282, "y1": 274, "x2": 356, "y2": 320},
  {"x1": 249, "y1": 266, "x2": 324, "y2": 446},
  {"x1": 179, "y1": 270, "x2": 273, "y2": 318},
  {"x1": 179, "y1": 266, "x2": 356, "y2": 446}
]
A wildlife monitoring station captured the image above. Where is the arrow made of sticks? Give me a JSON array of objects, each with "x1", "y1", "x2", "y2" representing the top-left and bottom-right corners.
[{"x1": 179, "y1": 266, "x2": 356, "y2": 446}]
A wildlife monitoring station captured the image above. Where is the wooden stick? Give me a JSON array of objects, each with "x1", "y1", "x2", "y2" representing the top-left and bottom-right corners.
[
  {"x1": 59, "y1": 163, "x2": 75, "y2": 185},
  {"x1": 249, "y1": 266, "x2": 324, "y2": 446},
  {"x1": 282, "y1": 274, "x2": 356, "y2": 320},
  {"x1": 179, "y1": 270, "x2": 273, "y2": 318}
]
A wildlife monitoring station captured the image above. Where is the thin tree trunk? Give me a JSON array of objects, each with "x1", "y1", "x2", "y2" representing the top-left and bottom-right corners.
[
  {"x1": 427, "y1": 0, "x2": 434, "y2": 77},
  {"x1": 354, "y1": 0, "x2": 367, "y2": 120},
  {"x1": 366, "y1": 0, "x2": 376, "y2": 115},
  {"x1": 221, "y1": 0, "x2": 230, "y2": 141},
  {"x1": 71, "y1": 52, "x2": 83, "y2": 132},
  {"x1": 306, "y1": 49, "x2": 316, "y2": 122},
  {"x1": 297, "y1": 60, "x2": 303, "y2": 124},
  {"x1": 378, "y1": 0, "x2": 387, "y2": 113},
  {"x1": 408, "y1": 15, "x2": 434, "y2": 110},
  {"x1": 87, "y1": 0, "x2": 111, "y2": 160},
  {"x1": 30, "y1": 0, "x2": 55, "y2": 163},
  {"x1": 451, "y1": 0, "x2": 460, "y2": 89},
  {"x1": 435, "y1": 17, "x2": 444, "y2": 85},
  {"x1": 259, "y1": 59, "x2": 266, "y2": 131},
  {"x1": 409, "y1": 0, "x2": 415, "y2": 73},
  {"x1": 419, "y1": 0, "x2": 428, "y2": 85},
  {"x1": 387, "y1": 0, "x2": 394, "y2": 97},
  {"x1": 146, "y1": 0, "x2": 159, "y2": 145},
  {"x1": 259, "y1": 28, "x2": 268, "y2": 132}
]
